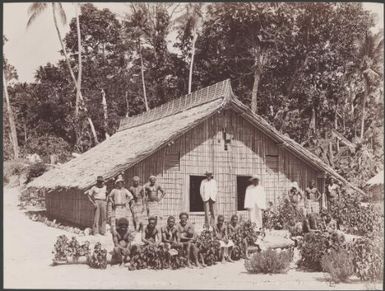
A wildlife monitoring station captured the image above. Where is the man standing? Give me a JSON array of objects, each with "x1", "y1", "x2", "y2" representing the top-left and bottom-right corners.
[
  {"x1": 129, "y1": 176, "x2": 145, "y2": 231},
  {"x1": 200, "y1": 171, "x2": 218, "y2": 228},
  {"x1": 244, "y1": 175, "x2": 266, "y2": 230},
  {"x1": 327, "y1": 178, "x2": 340, "y2": 208},
  {"x1": 288, "y1": 182, "x2": 305, "y2": 213},
  {"x1": 305, "y1": 180, "x2": 321, "y2": 214},
  {"x1": 85, "y1": 176, "x2": 108, "y2": 236},
  {"x1": 108, "y1": 175, "x2": 133, "y2": 233},
  {"x1": 144, "y1": 175, "x2": 166, "y2": 221}
]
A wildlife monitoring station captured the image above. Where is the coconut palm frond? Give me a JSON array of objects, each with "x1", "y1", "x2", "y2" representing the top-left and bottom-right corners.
[
  {"x1": 56, "y1": 3, "x2": 67, "y2": 25},
  {"x1": 26, "y1": 2, "x2": 48, "y2": 27}
]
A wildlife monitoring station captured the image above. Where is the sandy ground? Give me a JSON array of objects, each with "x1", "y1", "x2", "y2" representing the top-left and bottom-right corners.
[{"x1": 3, "y1": 185, "x2": 383, "y2": 290}]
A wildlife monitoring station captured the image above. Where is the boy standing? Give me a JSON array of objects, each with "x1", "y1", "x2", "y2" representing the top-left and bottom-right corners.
[{"x1": 129, "y1": 176, "x2": 145, "y2": 231}]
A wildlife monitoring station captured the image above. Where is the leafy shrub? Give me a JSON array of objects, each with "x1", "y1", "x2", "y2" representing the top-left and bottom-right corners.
[
  {"x1": 52, "y1": 235, "x2": 91, "y2": 264},
  {"x1": 89, "y1": 242, "x2": 107, "y2": 269},
  {"x1": 298, "y1": 231, "x2": 346, "y2": 271},
  {"x1": 329, "y1": 188, "x2": 383, "y2": 237},
  {"x1": 26, "y1": 162, "x2": 48, "y2": 183},
  {"x1": 263, "y1": 198, "x2": 305, "y2": 234},
  {"x1": 348, "y1": 237, "x2": 384, "y2": 282},
  {"x1": 244, "y1": 248, "x2": 293, "y2": 274},
  {"x1": 196, "y1": 230, "x2": 220, "y2": 265},
  {"x1": 128, "y1": 243, "x2": 188, "y2": 270},
  {"x1": 321, "y1": 249, "x2": 354, "y2": 283},
  {"x1": 228, "y1": 220, "x2": 260, "y2": 259}
]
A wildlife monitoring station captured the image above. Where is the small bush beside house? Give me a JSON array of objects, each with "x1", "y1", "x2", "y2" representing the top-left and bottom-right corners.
[
  {"x1": 321, "y1": 249, "x2": 354, "y2": 283},
  {"x1": 244, "y1": 248, "x2": 293, "y2": 274}
]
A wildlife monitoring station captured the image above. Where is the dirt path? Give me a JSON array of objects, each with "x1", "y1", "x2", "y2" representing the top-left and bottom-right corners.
[{"x1": 3, "y1": 185, "x2": 382, "y2": 290}]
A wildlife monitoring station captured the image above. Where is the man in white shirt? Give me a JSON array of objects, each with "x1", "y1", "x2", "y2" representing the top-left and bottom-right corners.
[
  {"x1": 200, "y1": 171, "x2": 218, "y2": 228},
  {"x1": 85, "y1": 176, "x2": 108, "y2": 235},
  {"x1": 244, "y1": 175, "x2": 266, "y2": 230}
]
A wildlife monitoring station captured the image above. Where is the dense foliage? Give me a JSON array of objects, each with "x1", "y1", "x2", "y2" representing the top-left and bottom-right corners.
[
  {"x1": 89, "y1": 242, "x2": 108, "y2": 269},
  {"x1": 52, "y1": 235, "x2": 91, "y2": 264},
  {"x1": 328, "y1": 188, "x2": 383, "y2": 237},
  {"x1": 263, "y1": 198, "x2": 305, "y2": 234},
  {"x1": 321, "y1": 249, "x2": 354, "y2": 283},
  {"x1": 228, "y1": 221, "x2": 261, "y2": 259},
  {"x1": 244, "y1": 248, "x2": 294, "y2": 274},
  {"x1": 195, "y1": 230, "x2": 220, "y2": 265},
  {"x1": 3, "y1": 3, "x2": 383, "y2": 191},
  {"x1": 348, "y1": 237, "x2": 384, "y2": 282},
  {"x1": 297, "y1": 231, "x2": 346, "y2": 271}
]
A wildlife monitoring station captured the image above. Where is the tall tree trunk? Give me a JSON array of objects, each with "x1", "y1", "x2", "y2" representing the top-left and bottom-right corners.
[
  {"x1": 52, "y1": 4, "x2": 98, "y2": 144},
  {"x1": 3, "y1": 73, "x2": 19, "y2": 159},
  {"x1": 188, "y1": 30, "x2": 198, "y2": 94},
  {"x1": 101, "y1": 89, "x2": 110, "y2": 139},
  {"x1": 75, "y1": 4, "x2": 82, "y2": 118},
  {"x1": 360, "y1": 90, "x2": 368, "y2": 140},
  {"x1": 24, "y1": 120, "x2": 27, "y2": 143},
  {"x1": 139, "y1": 45, "x2": 149, "y2": 112},
  {"x1": 251, "y1": 68, "x2": 261, "y2": 113},
  {"x1": 125, "y1": 91, "x2": 129, "y2": 117}
]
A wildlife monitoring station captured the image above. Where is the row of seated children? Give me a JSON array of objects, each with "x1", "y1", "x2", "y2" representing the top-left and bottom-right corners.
[{"x1": 111, "y1": 213, "x2": 247, "y2": 267}]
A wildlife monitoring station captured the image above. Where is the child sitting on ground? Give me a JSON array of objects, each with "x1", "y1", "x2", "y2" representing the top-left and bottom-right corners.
[
  {"x1": 213, "y1": 215, "x2": 234, "y2": 263},
  {"x1": 111, "y1": 218, "x2": 133, "y2": 266}
]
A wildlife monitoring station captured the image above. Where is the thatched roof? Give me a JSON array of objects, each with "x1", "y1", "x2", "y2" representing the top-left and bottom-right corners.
[{"x1": 28, "y1": 79, "x2": 363, "y2": 193}]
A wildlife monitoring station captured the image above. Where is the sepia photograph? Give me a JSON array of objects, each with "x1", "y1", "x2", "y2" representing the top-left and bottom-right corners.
[{"x1": 3, "y1": 2, "x2": 384, "y2": 289}]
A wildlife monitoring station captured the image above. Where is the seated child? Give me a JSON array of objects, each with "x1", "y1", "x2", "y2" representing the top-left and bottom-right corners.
[
  {"x1": 142, "y1": 216, "x2": 161, "y2": 245},
  {"x1": 177, "y1": 212, "x2": 202, "y2": 268},
  {"x1": 111, "y1": 218, "x2": 132, "y2": 265},
  {"x1": 214, "y1": 215, "x2": 234, "y2": 263}
]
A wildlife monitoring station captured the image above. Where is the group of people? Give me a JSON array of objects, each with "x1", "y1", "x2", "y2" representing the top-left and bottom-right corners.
[
  {"x1": 111, "y1": 212, "x2": 245, "y2": 267},
  {"x1": 286, "y1": 178, "x2": 340, "y2": 215},
  {"x1": 85, "y1": 174, "x2": 165, "y2": 236}
]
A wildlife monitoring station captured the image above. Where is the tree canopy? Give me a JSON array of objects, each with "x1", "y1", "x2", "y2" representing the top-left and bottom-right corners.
[{"x1": 3, "y1": 3, "x2": 383, "y2": 187}]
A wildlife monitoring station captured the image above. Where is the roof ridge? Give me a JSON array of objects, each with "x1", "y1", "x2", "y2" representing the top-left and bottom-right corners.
[{"x1": 118, "y1": 79, "x2": 231, "y2": 132}]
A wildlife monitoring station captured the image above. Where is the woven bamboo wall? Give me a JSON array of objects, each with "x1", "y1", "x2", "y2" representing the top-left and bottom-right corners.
[{"x1": 46, "y1": 108, "x2": 324, "y2": 227}]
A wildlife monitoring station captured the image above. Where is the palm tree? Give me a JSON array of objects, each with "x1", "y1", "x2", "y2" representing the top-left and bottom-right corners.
[
  {"x1": 3, "y1": 71, "x2": 19, "y2": 159},
  {"x1": 27, "y1": 2, "x2": 98, "y2": 144},
  {"x1": 355, "y1": 30, "x2": 384, "y2": 139},
  {"x1": 3, "y1": 37, "x2": 19, "y2": 159},
  {"x1": 174, "y1": 3, "x2": 203, "y2": 94}
]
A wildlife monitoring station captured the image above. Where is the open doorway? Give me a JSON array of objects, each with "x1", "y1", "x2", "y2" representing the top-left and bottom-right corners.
[
  {"x1": 237, "y1": 175, "x2": 251, "y2": 210},
  {"x1": 189, "y1": 175, "x2": 206, "y2": 212}
]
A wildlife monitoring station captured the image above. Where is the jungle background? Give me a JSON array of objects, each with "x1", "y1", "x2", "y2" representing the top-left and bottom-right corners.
[{"x1": 3, "y1": 3, "x2": 384, "y2": 190}]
